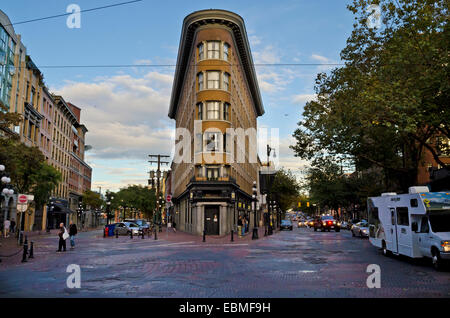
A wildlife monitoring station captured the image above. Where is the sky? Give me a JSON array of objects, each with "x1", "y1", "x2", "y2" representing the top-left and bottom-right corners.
[{"x1": 1, "y1": 0, "x2": 355, "y2": 193}]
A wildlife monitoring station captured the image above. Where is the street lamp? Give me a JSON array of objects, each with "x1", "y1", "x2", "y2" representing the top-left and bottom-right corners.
[
  {"x1": 1, "y1": 164, "x2": 14, "y2": 237},
  {"x1": 231, "y1": 190, "x2": 236, "y2": 241},
  {"x1": 252, "y1": 181, "x2": 258, "y2": 240}
]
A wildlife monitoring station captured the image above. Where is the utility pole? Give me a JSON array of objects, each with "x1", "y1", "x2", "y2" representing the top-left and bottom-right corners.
[{"x1": 149, "y1": 154, "x2": 170, "y2": 230}]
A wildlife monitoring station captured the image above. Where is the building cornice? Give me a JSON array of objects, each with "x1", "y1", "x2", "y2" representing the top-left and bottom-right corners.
[{"x1": 168, "y1": 9, "x2": 264, "y2": 119}]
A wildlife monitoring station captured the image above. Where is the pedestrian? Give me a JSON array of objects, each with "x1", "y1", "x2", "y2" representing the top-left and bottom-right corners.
[
  {"x1": 57, "y1": 222, "x2": 68, "y2": 252},
  {"x1": 172, "y1": 220, "x2": 177, "y2": 233},
  {"x1": 10, "y1": 219, "x2": 15, "y2": 235},
  {"x1": 69, "y1": 221, "x2": 77, "y2": 250},
  {"x1": 3, "y1": 219, "x2": 10, "y2": 238},
  {"x1": 238, "y1": 216, "x2": 243, "y2": 237}
]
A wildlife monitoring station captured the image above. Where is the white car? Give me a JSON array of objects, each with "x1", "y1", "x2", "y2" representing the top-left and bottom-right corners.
[{"x1": 351, "y1": 221, "x2": 369, "y2": 237}]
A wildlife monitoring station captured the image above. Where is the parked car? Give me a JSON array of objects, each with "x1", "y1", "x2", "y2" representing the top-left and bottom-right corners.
[
  {"x1": 280, "y1": 219, "x2": 293, "y2": 231},
  {"x1": 134, "y1": 219, "x2": 150, "y2": 230},
  {"x1": 314, "y1": 215, "x2": 341, "y2": 232},
  {"x1": 340, "y1": 221, "x2": 349, "y2": 229},
  {"x1": 351, "y1": 221, "x2": 369, "y2": 237},
  {"x1": 114, "y1": 222, "x2": 143, "y2": 235}
]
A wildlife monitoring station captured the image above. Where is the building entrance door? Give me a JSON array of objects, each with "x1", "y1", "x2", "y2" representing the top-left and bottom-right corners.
[{"x1": 205, "y1": 206, "x2": 220, "y2": 235}]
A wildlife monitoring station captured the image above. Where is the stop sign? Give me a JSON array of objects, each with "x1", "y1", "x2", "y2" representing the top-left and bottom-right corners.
[
  {"x1": 166, "y1": 195, "x2": 172, "y2": 202},
  {"x1": 18, "y1": 194, "x2": 28, "y2": 204}
]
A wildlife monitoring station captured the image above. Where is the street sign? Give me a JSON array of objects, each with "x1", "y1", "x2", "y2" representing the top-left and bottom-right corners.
[
  {"x1": 18, "y1": 194, "x2": 27, "y2": 204},
  {"x1": 166, "y1": 194, "x2": 172, "y2": 202},
  {"x1": 17, "y1": 204, "x2": 28, "y2": 212}
]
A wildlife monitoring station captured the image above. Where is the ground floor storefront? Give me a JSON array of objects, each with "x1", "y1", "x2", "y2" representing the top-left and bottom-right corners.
[{"x1": 172, "y1": 181, "x2": 264, "y2": 236}]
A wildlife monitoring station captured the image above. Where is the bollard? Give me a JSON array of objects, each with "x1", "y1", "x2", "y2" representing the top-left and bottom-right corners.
[
  {"x1": 116, "y1": 229, "x2": 119, "y2": 238},
  {"x1": 28, "y1": 241, "x2": 34, "y2": 259},
  {"x1": 154, "y1": 227, "x2": 158, "y2": 240},
  {"x1": 21, "y1": 238, "x2": 28, "y2": 263},
  {"x1": 148, "y1": 228, "x2": 150, "y2": 238},
  {"x1": 130, "y1": 230, "x2": 133, "y2": 239},
  {"x1": 231, "y1": 229, "x2": 234, "y2": 242},
  {"x1": 103, "y1": 226, "x2": 106, "y2": 238},
  {"x1": 203, "y1": 230, "x2": 206, "y2": 242}
]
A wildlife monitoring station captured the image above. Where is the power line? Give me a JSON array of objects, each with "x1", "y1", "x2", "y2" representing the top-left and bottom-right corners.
[
  {"x1": 31, "y1": 63, "x2": 345, "y2": 69},
  {"x1": 5, "y1": 0, "x2": 144, "y2": 26}
]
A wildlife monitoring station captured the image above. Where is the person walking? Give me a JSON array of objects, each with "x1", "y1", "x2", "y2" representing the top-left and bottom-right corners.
[
  {"x1": 57, "y1": 223, "x2": 68, "y2": 252},
  {"x1": 69, "y1": 221, "x2": 77, "y2": 250},
  {"x1": 3, "y1": 219, "x2": 10, "y2": 238},
  {"x1": 172, "y1": 220, "x2": 177, "y2": 233}
]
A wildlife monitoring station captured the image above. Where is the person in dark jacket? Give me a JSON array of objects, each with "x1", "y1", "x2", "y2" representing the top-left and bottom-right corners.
[
  {"x1": 69, "y1": 221, "x2": 77, "y2": 249},
  {"x1": 57, "y1": 223, "x2": 67, "y2": 252}
]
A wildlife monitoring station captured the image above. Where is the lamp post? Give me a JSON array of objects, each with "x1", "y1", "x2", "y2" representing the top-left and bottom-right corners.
[
  {"x1": 230, "y1": 191, "x2": 236, "y2": 242},
  {"x1": 252, "y1": 181, "x2": 258, "y2": 240},
  {"x1": 1, "y1": 165, "x2": 14, "y2": 237}
]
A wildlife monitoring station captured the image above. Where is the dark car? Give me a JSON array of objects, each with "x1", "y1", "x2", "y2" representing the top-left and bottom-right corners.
[
  {"x1": 280, "y1": 219, "x2": 293, "y2": 231},
  {"x1": 314, "y1": 215, "x2": 341, "y2": 232}
]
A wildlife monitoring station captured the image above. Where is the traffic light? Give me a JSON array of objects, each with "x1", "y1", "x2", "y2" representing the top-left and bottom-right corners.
[
  {"x1": 307, "y1": 202, "x2": 310, "y2": 207},
  {"x1": 298, "y1": 202, "x2": 301, "y2": 208}
]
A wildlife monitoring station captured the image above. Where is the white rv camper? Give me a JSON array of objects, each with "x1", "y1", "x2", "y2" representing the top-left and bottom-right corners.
[{"x1": 368, "y1": 186, "x2": 450, "y2": 270}]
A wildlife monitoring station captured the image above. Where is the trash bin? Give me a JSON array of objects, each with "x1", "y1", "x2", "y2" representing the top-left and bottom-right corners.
[{"x1": 108, "y1": 224, "x2": 116, "y2": 237}]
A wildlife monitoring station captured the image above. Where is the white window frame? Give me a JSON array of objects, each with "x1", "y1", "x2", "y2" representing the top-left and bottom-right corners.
[{"x1": 206, "y1": 71, "x2": 220, "y2": 89}]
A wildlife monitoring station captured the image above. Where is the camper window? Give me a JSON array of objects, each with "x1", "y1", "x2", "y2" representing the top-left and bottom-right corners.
[
  {"x1": 410, "y1": 199, "x2": 418, "y2": 207},
  {"x1": 429, "y1": 214, "x2": 450, "y2": 233},
  {"x1": 420, "y1": 216, "x2": 429, "y2": 233},
  {"x1": 396, "y1": 207, "x2": 409, "y2": 226}
]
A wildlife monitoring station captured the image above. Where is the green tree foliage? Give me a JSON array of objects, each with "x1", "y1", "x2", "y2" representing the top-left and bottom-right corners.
[
  {"x1": 112, "y1": 185, "x2": 156, "y2": 219},
  {"x1": 306, "y1": 158, "x2": 385, "y2": 213},
  {"x1": 291, "y1": 0, "x2": 449, "y2": 191},
  {"x1": 270, "y1": 169, "x2": 300, "y2": 212},
  {"x1": 0, "y1": 138, "x2": 61, "y2": 210},
  {"x1": 0, "y1": 101, "x2": 22, "y2": 140},
  {"x1": 82, "y1": 189, "x2": 104, "y2": 210}
]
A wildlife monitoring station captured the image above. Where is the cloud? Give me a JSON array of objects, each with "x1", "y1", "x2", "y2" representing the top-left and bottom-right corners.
[
  {"x1": 52, "y1": 71, "x2": 175, "y2": 160},
  {"x1": 311, "y1": 54, "x2": 330, "y2": 63},
  {"x1": 252, "y1": 45, "x2": 280, "y2": 64},
  {"x1": 292, "y1": 94, "x2": 316, "y2": 105}
]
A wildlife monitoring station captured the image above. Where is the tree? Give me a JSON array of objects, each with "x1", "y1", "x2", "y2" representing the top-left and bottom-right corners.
[
  {"x1": 0, "y1": 138, "x2": 61, "y2": 200},
  {"x1": 82, "y1": 189, "x2": 104, "y2": 210},
  {"x1": 291, "y1": 0, "x2": 449, "y2": 191},
  {"x1": 31, "y1": 163, "x2": 62, "y2": 211},
  {"x1": 269, "y1": 169, "x2": 300, "y2": 213},
  {"x1": 112, "y1": 185, "x2": 156, "y2": 219},
  {"x1": 0, "y1": 101, "x2": 22, "y2": 140}
]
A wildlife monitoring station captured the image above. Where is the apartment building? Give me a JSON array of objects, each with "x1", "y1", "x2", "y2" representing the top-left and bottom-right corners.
[{"x1": 168, "y1": 9, "x2": 264, "y2": 236}]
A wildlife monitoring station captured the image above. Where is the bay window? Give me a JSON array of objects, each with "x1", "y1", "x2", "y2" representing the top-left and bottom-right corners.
[
  {"x1": 206, "y1": 71, "x2": 220, "y2": 89},
  {"x1": 223, "y1": 43, "x2": 230, "y2": 60},
  {"x1": 205, "y1": 132, "x2": 220, "y2": 152},
  {"x1": 197, "y1": 102, "x2": 203, "y2": 120},
  {"x1": 207, "y1": 41, "x2": 220, "y2": 59},
  {"x1": 198, "y1": 43, "x2": 204, "y2": 60},
  {"x1": 198, "y1": 72, "x2": 204, "y2": 90},
  {"x1": 206, "y1": 101, "x2": 220, "y2": 120},
  {"x1": 223, "y1": 103, "x2": 230, "y2": 121},
  {"x1": 223, "y1": 72, "x2": 230, "y2": 91}
]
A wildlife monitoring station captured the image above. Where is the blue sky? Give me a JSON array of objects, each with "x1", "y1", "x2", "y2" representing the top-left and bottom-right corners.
[{"x1": 1, "y1": 0, "x2": 355, "y2": 192}]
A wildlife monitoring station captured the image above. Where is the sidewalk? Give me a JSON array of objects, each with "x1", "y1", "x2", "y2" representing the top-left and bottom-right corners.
[
  {"x1": 122, "y1": 226, "x2": 280, "y2": 245},
  {"x1": 0, "y1": 226, "x2": 102, "y2": 267}
]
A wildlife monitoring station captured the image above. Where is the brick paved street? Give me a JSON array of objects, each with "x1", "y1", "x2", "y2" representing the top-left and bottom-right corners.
[{"x1": 0, "y1": 227, "x2": 449, "y2": 297}]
